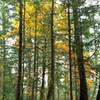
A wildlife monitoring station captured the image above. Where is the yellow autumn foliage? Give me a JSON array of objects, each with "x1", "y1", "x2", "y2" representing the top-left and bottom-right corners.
[
  {"x1": 54, "y1": 7, "x2": 68, "y2": 34},
  {"x1": 83, "y1": 51, "x2": 89, "y2": 60},
  {"x1": 5, "y1": 0, "x2": 73, "y2": 40},
  {"x1": 54, "y1": 4, "x2": 74, "y2": 35},
  {"x1": 87, "y1": 79, "x2": 93, "y2": 87},
  {"x1": 55, "y1": 41, "x2": 69, "y2": 52},
  {"x1": 10, "y1": 2, "x2": 43, "y2": 38},
  {"x1": 41, "y1": 2, "x2": 52, "y2": 12}
]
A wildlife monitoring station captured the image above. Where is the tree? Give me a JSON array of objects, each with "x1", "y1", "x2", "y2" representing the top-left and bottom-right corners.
[
  {"x1": 0, "y1": 0, "x2": 100, "y2": 100},
  {"x1": 96, "y1": 84, "x2": 100, "y2": 100},
  {"x1": 16, "y1": 0, "x2": 23, "y2": 99},
  {"x1": 71, "y1": 0, "x2": 88, "y2": 99},
  {"x1": 47, "y1": 0, "x2": 55, "y2": 100}
]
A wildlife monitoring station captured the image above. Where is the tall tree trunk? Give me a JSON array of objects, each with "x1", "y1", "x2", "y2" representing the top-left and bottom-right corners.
[
  {"x1": 57, "y1": 82, "x2": 59, "y2": 100},
  {"x1": 2, "y1": 39, "x2": 6, "y2": 100},
  {"x1": 2, "y1": 4, "x2": 6, "y2": 99},
  {"x1": 40, "y1": 37, "x2": 46, "y2": 100},
  {"x1": 47, "y1": 0, "x2": 55, "y2": 100},
  {"x1": 28, "y1": 46, "x2": 32, "y2": 100},
  {"x1": 35, "y1": 45, "x2": 39, "y2": 100},
  {"x1": 67, "y1": 0, "x2": 73, "y2": 99},
  {"x1": 16, "y1": 0, "x2": 23, "y2": 99},
  {"x1": 74, "y1": 51, "x2": 78, "y2": 100},
  {"x1": 21, "y1": 0, "x2": 26, "y2": 99},
  {"x1": 71, "y1": 0, "x2": 88, "y2": 100},
  {"x1": 96, "y1": 83, "x2": 100, "y2": 100},
  {"x1": 32, "y1": 4, "x2": 37, "y2": 100}
]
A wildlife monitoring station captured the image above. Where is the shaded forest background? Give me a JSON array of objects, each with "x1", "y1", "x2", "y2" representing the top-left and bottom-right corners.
[{"x1": 0, "y1": 0, "x2": 100, "y2": 100}]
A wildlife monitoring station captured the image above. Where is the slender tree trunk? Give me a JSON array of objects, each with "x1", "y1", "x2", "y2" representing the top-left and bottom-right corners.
[
  {"x1": 64, "y1": 68, "x2": 67, "y2": 100},
  {"x1": 16, "y1": 0, "x2": 23, "y2": 99},
  {"x1": 2, "y1": 8, "x2": 6, "y2": 99},
  {"x1": 21, "y1": 0, "x2": 26, "y2": 99},
  {"x1": 28, "y1": 47, "x2": 32, "y2": 100},
  {"x1": 32, "y1": 5, "x2": 37, "y2": 100},
  {"x1": 47, "y1": 0, "x2": 55, "y2": 100},
  {"x1": 57, "y1": 83, "x2": 59, "y2": 100},
  {"x1": 67, "y1": 0, "x2": 73, "y2": 100},
  {"x1": 96, "y1": 83, "x2": 100, "y2": 100},
  {"x1": 35, "y1": 45, "x2": 39, "y2": 100},
  {"x1": 2, "y1": 5, "x2": 6, "y2": 99},
  {"x1": 2, "y1": 39, "x2": 6, "y2": 100},
  {"x1": 74, "y1": 52, "x2": 78, "y2": 100},
  {"x1": 40, "y1": 37, "x2": 46, "y2": 100},
  {"x1": 71, "y1": 0, "x2": 88, "y2": 100},
  {"x1": 96, "y1": 72, "x2": 100, "y2": 100},
  {"x1": 0, "y1": 57, "x2": 3, "y2": 100}
]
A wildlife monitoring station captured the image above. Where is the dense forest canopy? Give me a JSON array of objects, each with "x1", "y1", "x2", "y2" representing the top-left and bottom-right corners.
[{"x1": 0, "y1": 0, "x2": 100, "y2": 100}]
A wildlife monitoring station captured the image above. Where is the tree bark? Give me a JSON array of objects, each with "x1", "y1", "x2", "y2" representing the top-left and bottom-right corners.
[
  {"x1": 67, "y1": 0, "x2": 73, "y2": 99},
  {"x1": 47, "y1": 0, "x2": 55, "y2": 100},
  {"x1": 16, "y1": 0, "x2": 23, "y2": 99},
  {"x1": 96, "y1": 83, "x2": 100, "y2": 100},
  {"x1": 71, "y1": 0, "x2": 88, "y2": 100},
  {"x1": 40, "y1": 37, "x2": 46, "y2": 100},
  {"x1": 21, "y1": 0, "x2": 26, "y2": 99},
  {"x1": 32, "y1": 4, "x2": 37, "y2": 100}
]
